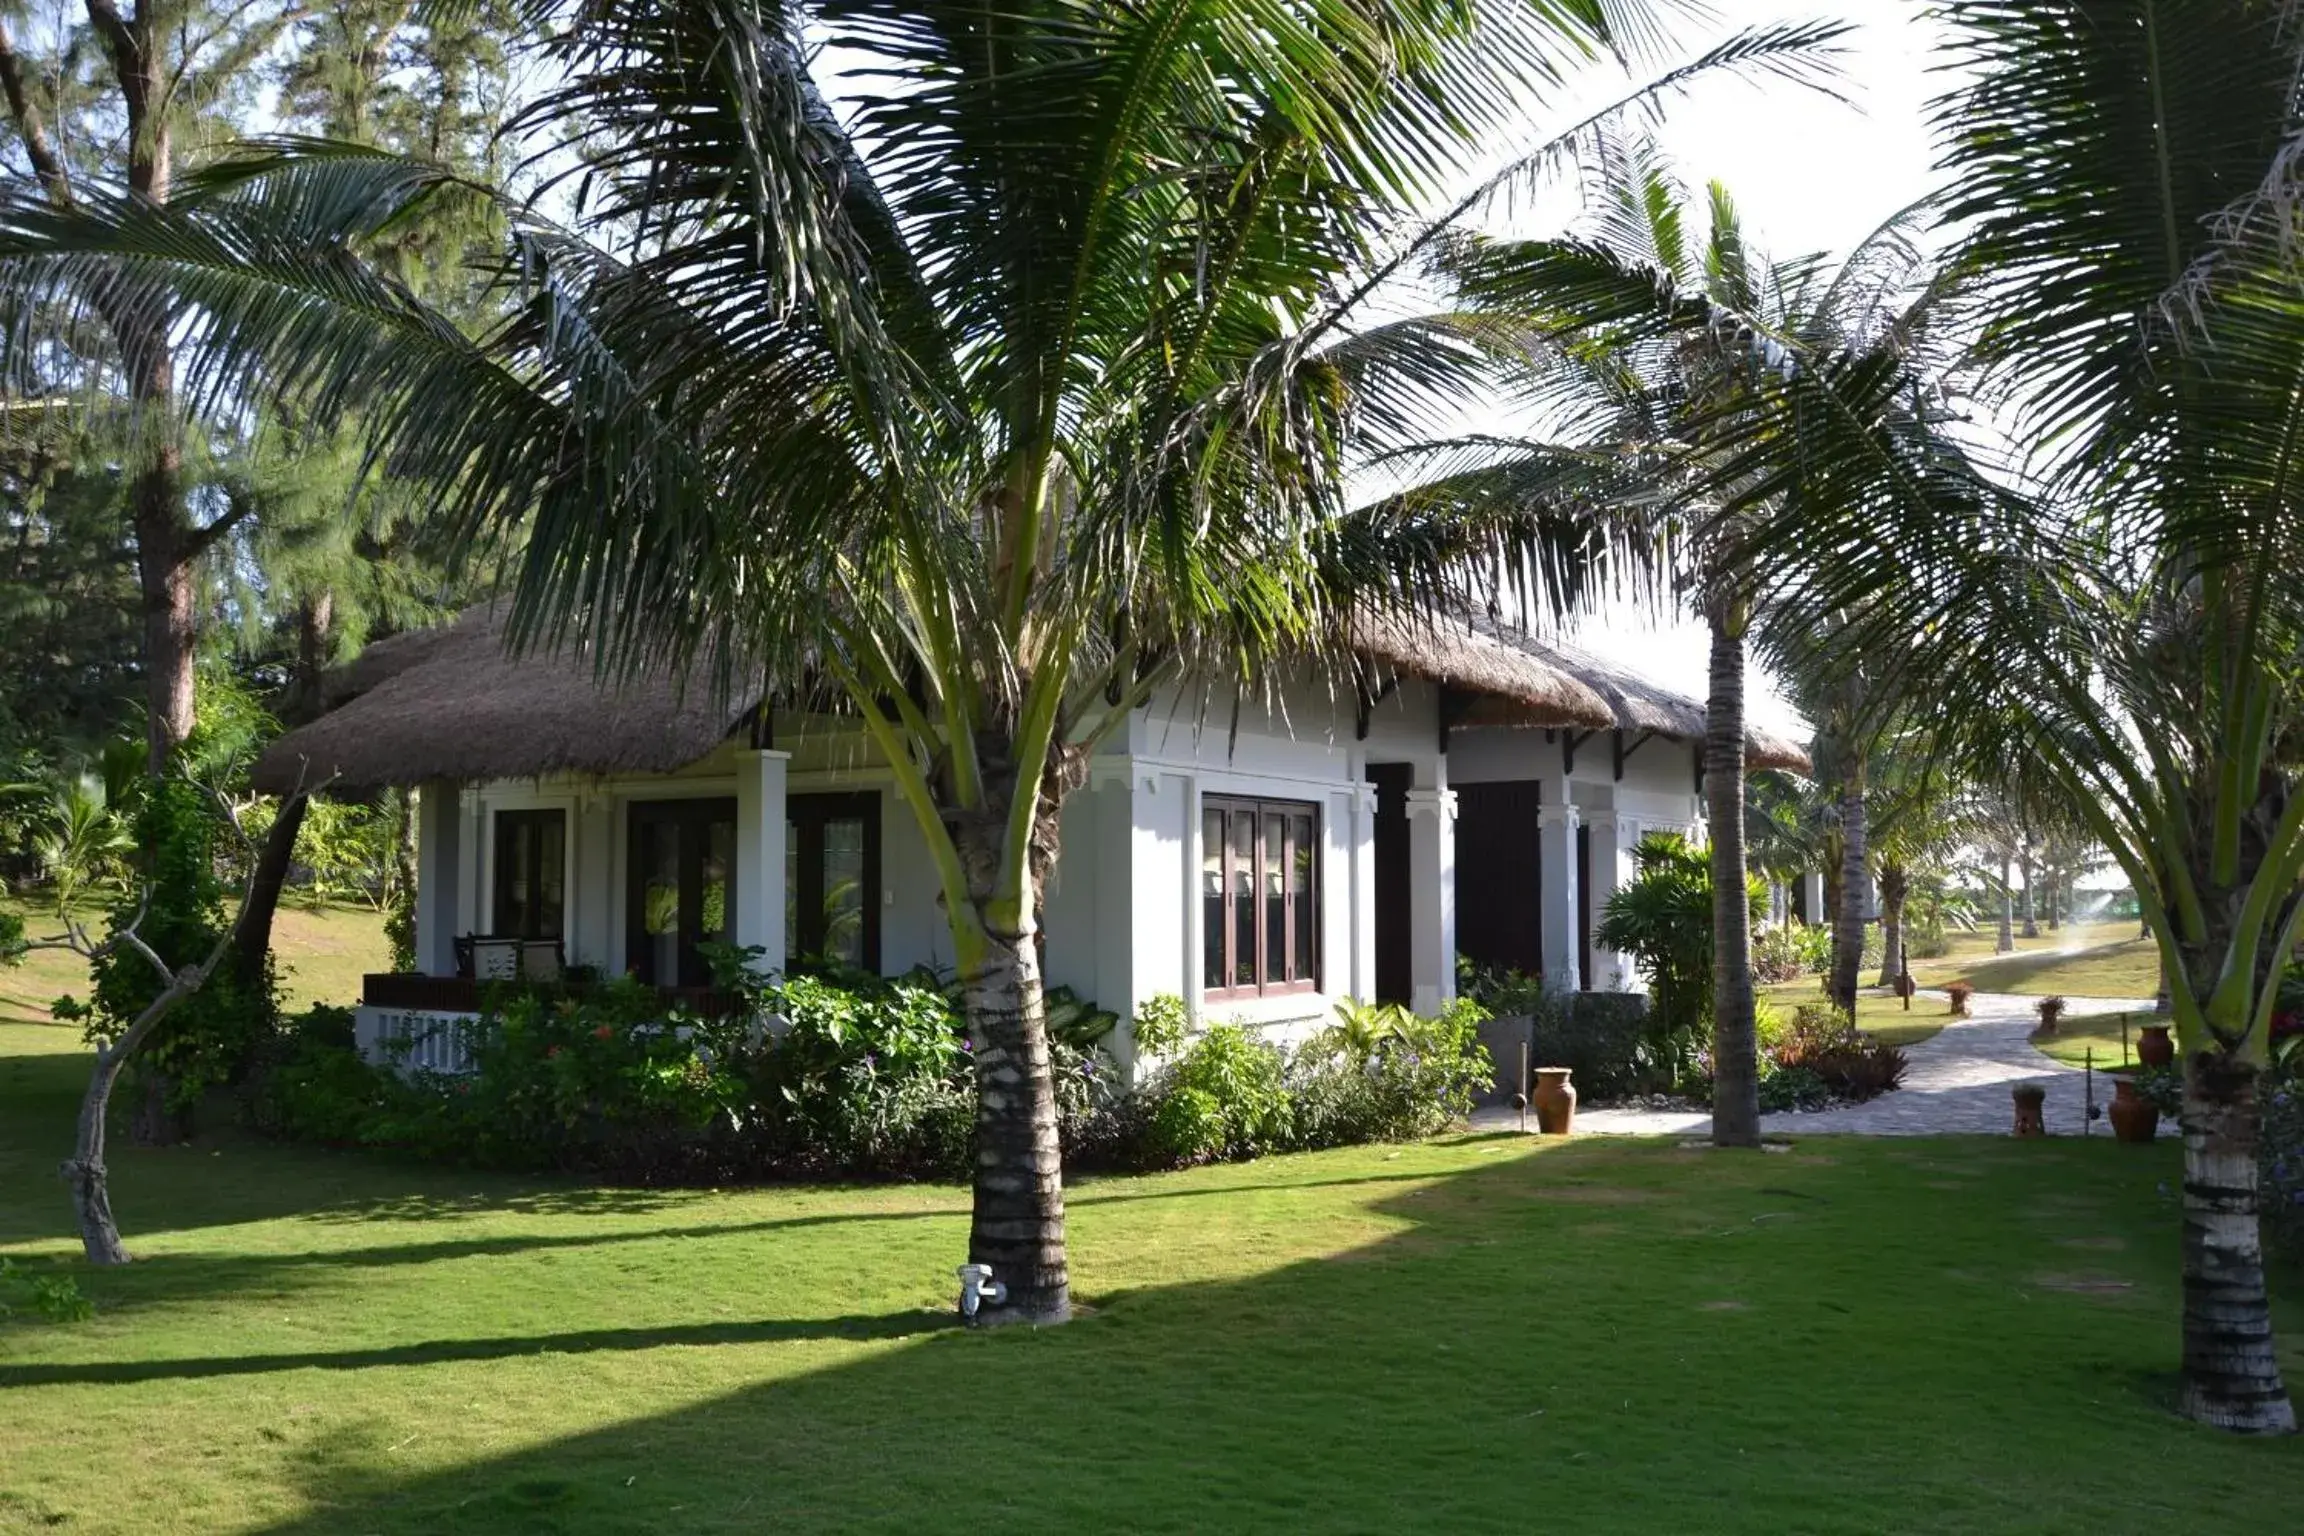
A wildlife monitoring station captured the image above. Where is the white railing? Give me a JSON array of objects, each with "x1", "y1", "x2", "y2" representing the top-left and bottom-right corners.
[{"x1": 357, "y1": 1006, "x2": 479, "y2": 1075}]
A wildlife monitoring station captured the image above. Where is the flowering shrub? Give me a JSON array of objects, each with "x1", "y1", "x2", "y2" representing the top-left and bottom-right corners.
[{"x1": 1769, "y1": 1006, "x2": 1908, "y2": 1103}]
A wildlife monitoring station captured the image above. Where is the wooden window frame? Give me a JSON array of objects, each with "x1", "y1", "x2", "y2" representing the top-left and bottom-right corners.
[
  {"x1": 491, "y1": 808, "x2": 567, "y2": 942},
  {"x1": 787, "y1": 791, "x2": 883, "y2": 973},
  {"x1": 1202, "y1": 796, "x2": 1321, "y2": 1002}
]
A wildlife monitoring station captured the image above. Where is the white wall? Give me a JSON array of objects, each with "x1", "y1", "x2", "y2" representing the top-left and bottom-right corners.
[{"x1": 414, "y1": 675, "x2": 1713, "y2": 1038}]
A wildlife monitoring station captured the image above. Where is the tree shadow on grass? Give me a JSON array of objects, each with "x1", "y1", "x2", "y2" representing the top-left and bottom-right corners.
[
  {"x1": 205, "y1": 1139, "x2": 2301, "y2": 1536},
  {"x1": 0, "y1": 1312, "x2": 951, "y2": 1389}
]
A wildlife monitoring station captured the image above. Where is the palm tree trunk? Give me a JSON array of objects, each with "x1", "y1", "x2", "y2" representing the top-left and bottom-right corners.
[
  {"x1": 2178, "y1": 1051, "x2": 2297, "y2": 1432},
  {"x1": 949, "y1": 795, "x2": 1070, "y2": 1327},
  {"x1": 1874, "y1": 862, "x2": 1908, "y2": 989},
  {"x1": 1997, "y1": 857, "x2": 2016, "y2": 953},
  {"x1": 2020, "y1": 853, "x2": 2039, "y2": 938},
  {"x1": 1706, "y1": 606, "x2": 1759, "y2": 1147},
  {"x1": 958, "y1": 924, "x2": 1070, "y2": 1325},
  {"x1": 1828, "y1": 767, "x2": 1866, "y2": 1017}
]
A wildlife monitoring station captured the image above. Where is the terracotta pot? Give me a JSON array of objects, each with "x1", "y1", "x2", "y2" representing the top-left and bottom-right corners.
[
  {"x1": 1532, "y1": 1067, "x2": 1578, "y2": 1136},
  {"x1": 2011, "y1": 1084, "x2": 2047, "y2": 1138},
  {"x1": 2107, "y1": 1079, "x2": 2158, "y2": 1144},
  {"x1": 2136, "y1": 1024, "x2": 2175, "y2": 1069}
]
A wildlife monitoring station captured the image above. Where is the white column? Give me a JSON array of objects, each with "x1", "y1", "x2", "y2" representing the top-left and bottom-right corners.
[
  {"x1": 1405, "y1": 775, "x2": 1457, "y2": 1016},
  {"x1": 733, "y1": 750, "x2": 791, "y2": 975},
  {"x1": 414, "y1": 778, "x2": 463, "y2": 976},
  {"x1": 1583, "y1": 809, "x2": 1636, "y2": 990},
  {"x1": 1349, "y1": 780, "x2": 1379, "y2": 1005},
  {"x1": 1538, "y1": 797, "x2": 1582, "y2": 993},
  {"x1": 1801, "y1": 870, "x2": 1825, "y2": 927}
]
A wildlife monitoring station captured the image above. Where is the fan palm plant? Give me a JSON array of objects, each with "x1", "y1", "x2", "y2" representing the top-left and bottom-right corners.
[
  {"x1": 1714, "y1": 0, "x2": 2304, "y2": 1433},
  {"x1": 0, "y1": 0, "x2": 1843, "y2": 1322},
  {"x1": 1411, "y1": 135, "x2": 1954, "y2": 1145}
]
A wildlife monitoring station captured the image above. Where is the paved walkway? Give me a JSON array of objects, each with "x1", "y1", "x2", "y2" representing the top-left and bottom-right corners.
[{"x1": 1470, "y1": 991, "x2": 2159, "y2": 1138}]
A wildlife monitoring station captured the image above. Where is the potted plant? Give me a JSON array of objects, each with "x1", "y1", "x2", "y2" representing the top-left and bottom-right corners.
[
  {"x1": 2011, "y1": 1083, "x2": 2047, "y2": 1137},
  {"x1": 2108, "y1": 1078, "x2": 2158, "y2": 1143},
  {"x1": 2035, "y1": 994, "x2": 2067, "y2": 1035},
  {"x1": 1947, "y1": 981, "x2": 1974, "y2": 1017}
]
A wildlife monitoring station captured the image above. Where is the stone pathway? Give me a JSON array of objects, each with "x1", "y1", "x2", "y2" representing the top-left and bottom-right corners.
[{"x1": 1470, "y1": 991, "x2": 2159, "y2": 1138}]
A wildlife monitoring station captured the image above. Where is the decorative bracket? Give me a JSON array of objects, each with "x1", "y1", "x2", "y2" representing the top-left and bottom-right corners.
[
  {"x1": 1613, "y1": 728, "x2": 1656, "y2": 781},
  {"x1": 1562, "y1": 728, "x2": 1598, "y2": 775}
]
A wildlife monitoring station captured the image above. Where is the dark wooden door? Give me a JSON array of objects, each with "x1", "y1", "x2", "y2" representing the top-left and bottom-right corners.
[
  {"x1": 1576, "y1": 821, "x2": 1593, "y2": 989},
  {"x1": 1368, "y1": 763, "x2": 1413, "y2": 1006},
  {"x1": 627, "y1": 797, "x2": 738, "y2": 987},
  {"x1": 1455, "y1": 780, "x2": 1543, "y2": 981}
]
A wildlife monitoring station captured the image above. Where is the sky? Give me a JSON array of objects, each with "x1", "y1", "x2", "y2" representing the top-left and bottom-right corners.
[{"x1": 1524, "y1": 1, "x2": 1956, "y2": 734}]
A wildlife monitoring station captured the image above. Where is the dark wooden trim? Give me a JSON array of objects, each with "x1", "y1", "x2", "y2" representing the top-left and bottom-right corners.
[
  {"x1": 1436, "y1": 684, "x2": 1479, "y2": 754},
  {"x1": 1562, "y1": 728, "x2": 1598, "y2": 775},
  {"x1": 1353, "y1": 671, "x2": 1401, "y2": 741}
]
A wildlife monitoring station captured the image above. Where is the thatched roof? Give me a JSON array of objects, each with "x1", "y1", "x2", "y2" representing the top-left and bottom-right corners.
[
  {"x1": 256, "y1": 605, "x2": 1806, "y2": 792},
  {"x1": 1480, "y1": 623, "x2": 1813, "y2": 774},
  {"x1": 251, "y1": 609, "x2": 759, "y2": 793},
  {"x1": 1351, "y1": 613, "x2": 1617, "y2": 728}
]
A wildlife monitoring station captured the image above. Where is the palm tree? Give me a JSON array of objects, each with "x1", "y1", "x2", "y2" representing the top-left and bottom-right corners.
[
  {"x1": 1421, "y1": 137, "x2": 1950, "y2": 1144},
  {"x1": 0, "y1": 1, "x2": 1839, "y2": 1323},
  {"x1": 1721, "y1": 0, "x2": 2304, "y2": 1434}
]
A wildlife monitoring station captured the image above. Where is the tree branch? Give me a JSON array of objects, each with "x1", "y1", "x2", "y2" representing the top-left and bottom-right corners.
[{"x1": 0, "y1": 21, "x2": 74, "y2": 206}]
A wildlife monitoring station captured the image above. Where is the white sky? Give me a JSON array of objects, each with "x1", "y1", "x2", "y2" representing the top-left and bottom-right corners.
[{"x1": 1533, "y1": 1, "x2": 1955, "y2": 734}]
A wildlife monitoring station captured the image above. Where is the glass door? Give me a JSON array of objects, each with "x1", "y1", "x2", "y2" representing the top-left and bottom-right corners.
[
  {"x1": 786, "y1": 792, "x2": 881, "y2": 972},
  {"x1": 625, "y1": 798, "x2": 738, "y2": 986}
]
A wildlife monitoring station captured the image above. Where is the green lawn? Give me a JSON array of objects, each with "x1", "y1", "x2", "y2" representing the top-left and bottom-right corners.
[
  {"x1": 2028, "y1": 1012, "x2": 2161, "y2": 1071},
  {"x1": 1759, "y1": 980, "x2": 1948, "y2": 1048},
  {"x1": 1, "y1": 895, "x2": 387, "y2": 1028},
  {"x1": 1908, "y1": 920, "x2": 2161, "y2": 1000},
  {"x1": 3, "y1": 1024, "x2": 2299, "y2": 1532}
]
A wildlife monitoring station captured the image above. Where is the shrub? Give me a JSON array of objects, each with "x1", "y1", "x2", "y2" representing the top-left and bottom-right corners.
[
  {"x1": 1753, "y1": 922, "x2": 1829, "y2": 983},
  {"x1": 2262, "y1": 1063, "x2": 2304, "y2": 1257},
  {"x1": 1526, "y1": 991, "x2": 1651, "y2": 1100},
  {"x1": 258, "y1": 971, "x2": 1491, "y2": 1185},
  {"x1": 1458, "y1": 961, "x2": 1548, "y2": 1016},
  {"x1": 1757, "y1": 1063, "x2": 1831, "y2": 1113},
  {"x1": 87, "y1": 778, "x2": 272, "y2": 1120},
  {"x1": 1154, "y1": 1024, "x2": 1292, "y2": 1160},
  {"x1": 1130, "y1": 992, "x2": 1189, "y2": 1058},
  {"x1": 1771, "y1": 1006, "x2": 1908, "y2": 1102},
  {"x1": 1594, "y1": 833, "x2": 1766, "y2": 1084}
]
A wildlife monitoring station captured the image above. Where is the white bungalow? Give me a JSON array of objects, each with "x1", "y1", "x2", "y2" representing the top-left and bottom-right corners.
[{"x1": 251, "y1": 610, "x2": 1807, "y2": 1072}]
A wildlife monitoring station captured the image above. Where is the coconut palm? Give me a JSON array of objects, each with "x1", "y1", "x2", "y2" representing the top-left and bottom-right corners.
[
  {"x1": 1414, "y1": 135, "x2": 1953, "y2": 1145},
  {"x1": 1715, "y1": 0, "x2": 2304, "y2": 1434},
  {"x1": 0, "y1": 0, "x2": 1842, "y2": 1322}
]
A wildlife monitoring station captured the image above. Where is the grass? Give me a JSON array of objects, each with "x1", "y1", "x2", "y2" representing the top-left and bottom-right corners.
[
  {"x1": 2029, "y1": 1013, "x2": 2161, "y2": 1072},
  {"x1": 1, "y1": 895, "x2": 387, "y2": 1027},
  {"x1": 3, "y1": 1026, "x2": 2300, "y2": 1532},
  {"x1": 1758, "y1": 981, "x2": 1948, "y2": 1048},
  {"x1": 1908, "y1": 920, "x2": 2161, "y2": 1001}
]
